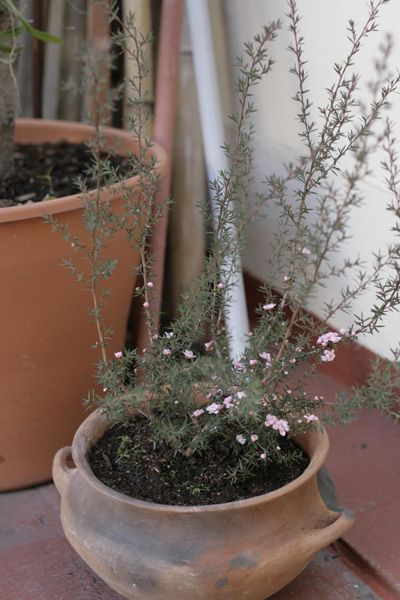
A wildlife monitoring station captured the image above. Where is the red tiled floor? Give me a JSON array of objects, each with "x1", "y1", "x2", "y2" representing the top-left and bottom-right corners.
[
  {"x1": 326, "y1": 409, "x2": 400, "y2": 600},
  {"x1": 0, "y1": 484, "x2": 124, "y2": 600}
]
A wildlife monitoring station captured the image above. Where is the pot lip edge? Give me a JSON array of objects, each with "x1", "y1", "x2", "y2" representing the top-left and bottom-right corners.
[
  {"x1": 0, "y1": 118, "x2": 168, "y2": 223},
  {"x1": 71, "y1": 409, "x2": 329, "y2": 514}
]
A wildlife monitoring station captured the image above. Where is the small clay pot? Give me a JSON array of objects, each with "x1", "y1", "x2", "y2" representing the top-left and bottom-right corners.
[
  {"x1": 0, "y1": 119, "x2": 167, "y2": 491},
  {"x1": 53, "y1": 410, "x2": 354, "y2": 600}
]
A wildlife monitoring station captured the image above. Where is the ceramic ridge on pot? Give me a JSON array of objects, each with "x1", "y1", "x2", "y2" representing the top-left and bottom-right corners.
[
  {"x1": 53, "y1": 409, "x2": 354, "y2": 600},
  {"x1": 0, "y1": 119, "x2": 168, "y2": 223},
  {"x1": 0, "y1": 119, "x2": 168, "y2": 491}
]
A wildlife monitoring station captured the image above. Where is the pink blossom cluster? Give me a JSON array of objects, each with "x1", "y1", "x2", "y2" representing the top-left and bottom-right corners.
[
  {"x1": 316, "y1": 331, "x2": 344, "y2": 362},
  {"x1": 206, "y1": 402, "x2": 223, "y2": 414},
  {"x1": 321, "y1": 349, "x2": 335, "y2": 362},
  {"x1": 259, "y1": 352, "x2": 272, "y2": 367},
  {"x1": 305, "y1": 414, "x2": 319, "y2": 423},
  {"x1": 264, "y1": 414, "x2": 290, "y2": 436},
  {"x1": 316, "y1": 331, "x2": 341, "y2": 347}
]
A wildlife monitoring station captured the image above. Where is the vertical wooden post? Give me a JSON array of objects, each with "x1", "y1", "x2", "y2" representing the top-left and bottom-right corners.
[
  {"x1": 136, "y1": 0, "x2": 184, "y2": 350},
  {"x1": 32, "y1": 0, "x2": 44, "y2": 117},
  {"x1": 122, "y1": 0, "x2": 154, "y2": 137},
  {"x1": 167, "y1": 8, "x2": 206, "y2": 319},
  {"x1": 87, "y1": 1, "x2": 111, "y2": 125}
]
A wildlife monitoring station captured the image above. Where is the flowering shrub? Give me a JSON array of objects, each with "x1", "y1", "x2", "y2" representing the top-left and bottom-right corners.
[{"x1": 56, "y1": 0, "x2": 400, "y2": 482}]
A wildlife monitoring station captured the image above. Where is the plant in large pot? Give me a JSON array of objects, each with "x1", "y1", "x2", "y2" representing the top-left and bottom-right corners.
[
  {"x1": 53, "y1": 2, "x2": 400, "y2": 599},
  {"x1": 0, "y1": 1, "x2": 167, "y2": 490}
]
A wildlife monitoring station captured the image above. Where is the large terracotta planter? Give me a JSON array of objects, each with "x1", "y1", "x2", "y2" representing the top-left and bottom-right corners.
[
  {"x1": 53, "y1": 410, "x2": 354, "y2": 600},
  {"x1": 0, "y1": 119, "x2": 167, "y2": 491}
]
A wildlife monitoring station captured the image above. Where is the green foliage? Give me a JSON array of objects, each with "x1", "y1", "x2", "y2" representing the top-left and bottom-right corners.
[
  {"x1": 0, "y1": 0, "x2": 62, "y2": 65},
  {"x1": 51, "y1": 0, "x2": 400, "y2": 482}
]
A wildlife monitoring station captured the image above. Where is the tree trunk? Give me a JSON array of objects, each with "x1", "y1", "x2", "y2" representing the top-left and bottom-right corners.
[{"x1": 0, "y1": 4, "x2": 18, "y2": 182}]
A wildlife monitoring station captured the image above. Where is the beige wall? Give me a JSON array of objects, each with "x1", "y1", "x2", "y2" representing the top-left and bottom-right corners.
[{"x1": 220, "y1": 0, "x2": 400, "y2": 358}]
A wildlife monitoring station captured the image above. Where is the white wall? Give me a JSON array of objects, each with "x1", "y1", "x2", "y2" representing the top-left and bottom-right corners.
[{"x1": 220, "y1": 0, "x2": 400, "y2": 358}]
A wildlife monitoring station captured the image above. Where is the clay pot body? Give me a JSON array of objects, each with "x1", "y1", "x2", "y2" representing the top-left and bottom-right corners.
[
  {"x1": 53, "y1": 410, "x2": 354, "y2": 600},
  {"x1": 0, "y1": 119, "x2": 167, "y2": 491}
]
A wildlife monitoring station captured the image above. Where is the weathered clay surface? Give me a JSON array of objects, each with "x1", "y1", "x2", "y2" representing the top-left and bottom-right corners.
[
  {"x1": 0, "y1": 119, "x2": 167, "y2": 491},
  {"x1": 53, "y1": 410, "x2": 354, "y2": 600}
]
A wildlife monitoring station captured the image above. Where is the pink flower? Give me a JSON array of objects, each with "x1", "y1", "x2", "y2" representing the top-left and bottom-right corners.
[
  {"x1": 236, "y1": 434, "x2": 246, "y2": 445},
  {"x1": 206, "y1": 402, "x2": 223, "y2": 414},
  {"x1": 223, "y1": 396, "x2": 234, "y2": 408},
  {"x1": 317, "y1": 331, "x2": 341, "y2": 347},
  {"x1": 143, "y1": 301, "x2": 149, "y2": 308},
  {"x1": 233, "y1": 361, "x2": 245, "y2": 370},
  {"x1": 321, "y1": 349, "x2": 335, "y2": 362},
  {"x1": 301, "y1": 247, "x2": 311, "y2": 255},
  {"x1": 259, "y1": 352, "x2": 272, "y2": 367},
  {"x1": 265, "y1": 414, "x2": 277, "y2": 427},
  {"x1": 260, "y1": 453, "x2": 266, "y2": 459},
  {"x1": 274, "y1": 419, "x2": 289, "y2": 436},
  {"x1": 193, "y1": 409, "x2": 204, "y2": 418},
  {"x1": 183, "y1": 350, "x2": 195, "y2": 359},
  {"x1": 163, "y1": 348, "x2": 171, "y2": 356},
  {"x1": 114, "y1": 351, "x2": 123, "y2": 359},
  {"x1": 339, "y1": 328, "x2": 346, "y2": 335},
  {"x1": 152, "y1": 334, "x2": 158, "y2": 340},
  {"x1": 204, "y1": 340, "x2": 214, "y2": 350},
  {"x1": 249, "y1": 359, "x2": 258, "y2": 366},
  {"x1": 146, "y1": 282, "x2": 154, "y2": 288},
  {"x1": 276, "y1": 446, "x2": 281, "y2": 451},
  {"x1": 237, "y1": 391, "x2": 246, "y2": 400},
  {"x1": 305, "y1": 414, "x2": 319, "y2": 423},
  {"x1": 251, "y1": 434, "x2": 259, "y2": 442},
  {"x1": 263, "y1": 303, "x2": 276, "y2": 311},
  {"x1": 217, "y1": 282, "x2": 224, "y2": 289},
  {"x1": 284, "y1": 275, "x2": 291, "y2": 282},
  {"x1": 265, "y1": 414, "x2": 289, "y2": 436}
]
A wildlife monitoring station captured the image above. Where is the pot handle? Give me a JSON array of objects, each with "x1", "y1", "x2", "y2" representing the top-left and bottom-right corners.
[
  {"x1": 52, "y1": 446, "x2": 76, "y2": 497},
  {"x1": 307, "y1": 467, "x2": 355, "y2": 550},
  {"x1": 307, "y1": 508, "x2": 354, "y2": 552}
]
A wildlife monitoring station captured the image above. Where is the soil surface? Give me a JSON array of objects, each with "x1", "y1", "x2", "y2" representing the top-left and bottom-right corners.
[
  {"x1": 0, "y1": 142, "x2": 131, "y2": 207},
  {"x1": 88, "y1": 417, "x2": 310, "y2": 506}
]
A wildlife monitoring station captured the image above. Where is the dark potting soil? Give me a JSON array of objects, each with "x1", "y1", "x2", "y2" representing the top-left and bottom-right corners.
[
  {"x1": 0, "y1": 142, "x2": 132, "y2": 207},
  {"x1": 88, "y1": 418, "x2": 310, "y2": 506}
]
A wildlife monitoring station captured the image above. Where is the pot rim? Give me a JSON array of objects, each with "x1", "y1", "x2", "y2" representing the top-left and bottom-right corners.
[
  {"x1": 70, "y1": 408, "x2": 329, "y2": 514},
  {"x1": 0, "y1": 118, "x2": 168, "y2": 223}
]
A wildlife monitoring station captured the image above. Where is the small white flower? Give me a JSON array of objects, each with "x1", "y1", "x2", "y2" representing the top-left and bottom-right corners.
[
  {"x1": 206, "y1": 403, "x2": 223, "y2": 414},
  {"x1": 263, "y1": 303, "x2": 276, "y2": 311},
  {"x1": 193, "y1": 409, "x2": 204, "y2": 418}
]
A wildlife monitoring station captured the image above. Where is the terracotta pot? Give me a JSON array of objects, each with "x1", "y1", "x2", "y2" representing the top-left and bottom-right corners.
[
  {"x1": 53, "y1": 410, "x2": 354, "y2": 600},
  {"x1": 0, "y1": 119, "x2": 167, "y2": 491}
]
